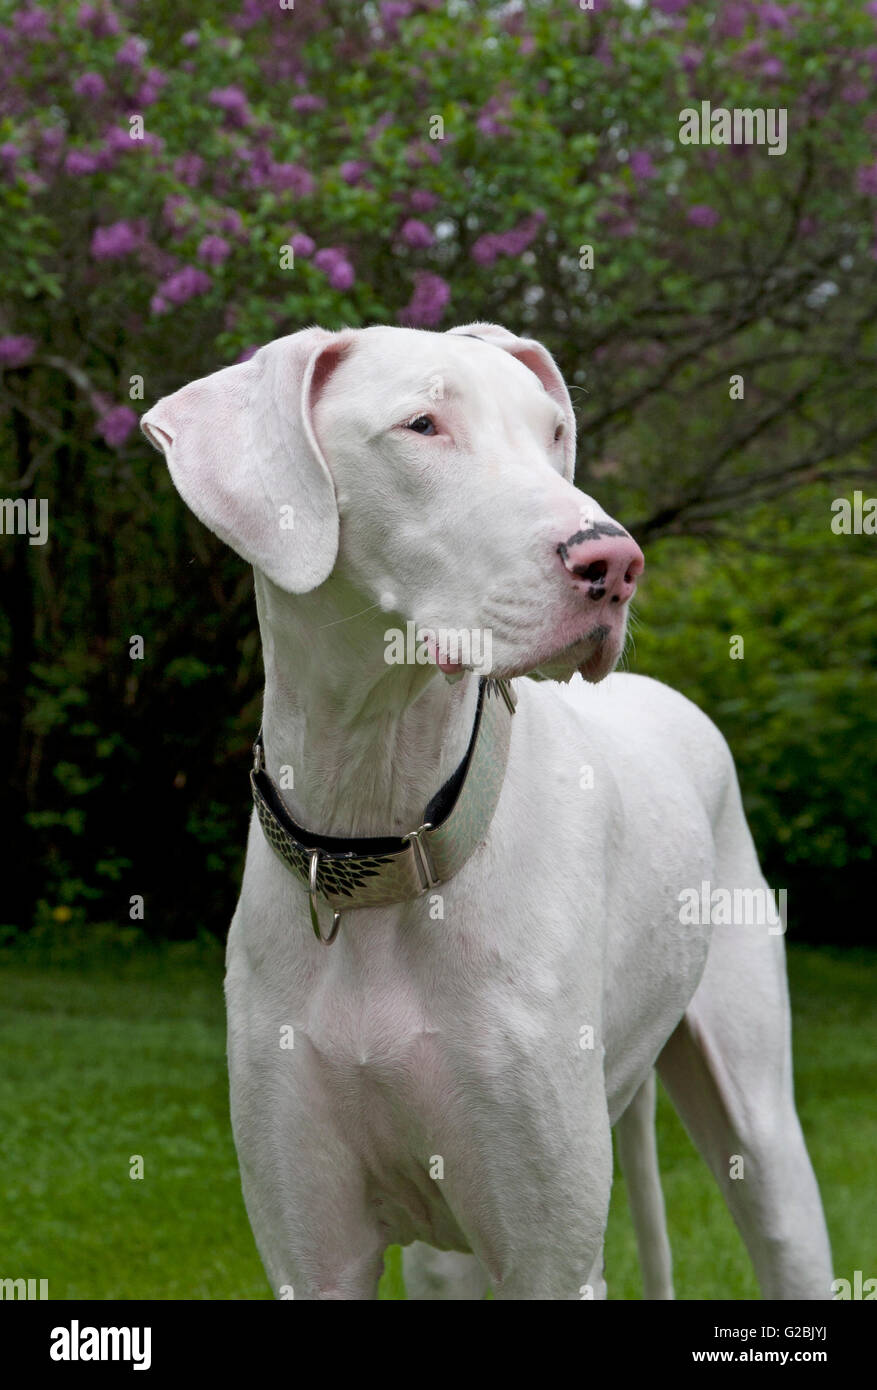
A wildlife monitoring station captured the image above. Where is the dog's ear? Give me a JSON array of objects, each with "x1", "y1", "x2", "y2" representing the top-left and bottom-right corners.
[
  {"x1": 448, "y1": 322, "x2": 577, "y2": 481},
  {"x1": 141, "y1": 328, "x2": 351, "y2": 594}
]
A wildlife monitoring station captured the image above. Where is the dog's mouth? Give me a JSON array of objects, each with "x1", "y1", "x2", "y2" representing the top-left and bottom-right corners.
[
  {"x1": 421, "y1": 622, "x2": 623, "y2": 685},
  {"x1": 522, "y1": 624, "x2": 621, "y2": 684}
]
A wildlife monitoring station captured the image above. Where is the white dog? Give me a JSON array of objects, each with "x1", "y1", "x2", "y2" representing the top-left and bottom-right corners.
[{"x1": 142, "y1": 322, "x2": 832, "y2": 1300}]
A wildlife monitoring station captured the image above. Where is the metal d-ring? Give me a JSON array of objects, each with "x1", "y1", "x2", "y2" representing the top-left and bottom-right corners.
[{"x1": 308, "y1": 850, "x2": 342, "y2": 944}]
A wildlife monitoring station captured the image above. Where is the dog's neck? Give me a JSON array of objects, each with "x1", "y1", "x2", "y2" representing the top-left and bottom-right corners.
[{"x1": 254, "y1": 572, "x2": 481, "y2": 839}]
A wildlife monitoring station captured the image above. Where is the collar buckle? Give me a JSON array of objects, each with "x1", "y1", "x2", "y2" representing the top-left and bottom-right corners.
[{"x1": 403, "y1": 823, "x2": 439, "y2": 893}]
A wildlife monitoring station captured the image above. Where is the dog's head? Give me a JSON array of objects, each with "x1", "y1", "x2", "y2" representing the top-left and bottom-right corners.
[{"x1": 142, "y1": 323, "x2": 643, "y2": 682}]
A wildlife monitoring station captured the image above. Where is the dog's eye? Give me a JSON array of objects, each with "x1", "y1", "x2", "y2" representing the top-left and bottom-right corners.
[{"x1": 405, "y1": 415, "x2": 437, "y2": 435}]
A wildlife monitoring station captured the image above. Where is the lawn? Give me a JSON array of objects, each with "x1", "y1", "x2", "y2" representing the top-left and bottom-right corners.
[{"x1": 1, "y1": 932, "x2": 873, "y2": 1300}]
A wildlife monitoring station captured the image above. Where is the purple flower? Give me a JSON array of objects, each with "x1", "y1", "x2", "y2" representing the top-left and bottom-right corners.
[
  {"x1": 629, "y1": 150, "x2": 656, "y2": 181},
  {"x1": 74, "y1": 71, "x2": 106, "y2": 99},
  {"x1": 476, "y1": 110, "x2": 511, "y2": 138},
  {"x1": 150, "y1": 266, "x2": 211, "y2": 314},
  {"x1": 116, "y1": 36, "x2": 147, "y2": 67},
  {"x1": 497, "y1": 211, "x2": 544, "y2": 258},
  {"x1": 13, "y1": 7, "x2": 50, "y2": 38},
  {"x1": 476, "y1": 92, "x2": 513, "y2": 138},
  {"x1": 102, "y1": 126, "x2": 138, "y2": 155},
  {"x1": 78, "y1": 4, "x2": 120, "y2": 36},
  {"x1": 868, "y1": 0, "x2": 877, "y2": 15},
  {"x1": 842, "y1": 82, "x2": 868, "y2": 105},
  {"x1": 339, "y1": 159, "x2": 369, "y2": 186},
  {"x1": 0, "y1": 142, "x2": 20, "y2": 169},
  {"x1": 856, "y1": 161, "x2": 877, "y2": 196},
  {"x1": 197, "y1": 234, "x2": 230, "y2": 266},
  {"x1": 368, "y1": 113, "x2": 394, "y2": 142},
  {"x1": 269, "y1": 162, "x2": 314, "y2": 195},
  {"x1": 136, "y1": 68, "x2": 167, "y2": 106},
  {"x1": 471, "y1": 233, "x2": 502, "y2": 267},
  {"x1": 487, "y1": 210, "x2": 545, "y2": 259},
  {"x1": 214, "y1": 207, "x2": 244, "y2": 237},
  {"x1": 400, "y1": 218, "x2": 434, "y2": 249},
  {"x1": 0, "y1": 335, "x2": 37, "y2": 367},
  {"x1": 313, "y1": 248, "x2": 341, "y2": 272},
  {"x1": 290, "y1": 233, "x2": 315, "y2": 257},
  {"x1": 737, "y1": 40, "x2": 774, "y2": 75},
  {"x1": 410, "y1": 189, "x2": 439, "y2": 213},
  {"x1": 313, "y1": 247, "x2": 355, "y2": 290},
  {"x1": 653, "y1": 0, "x2": 690, "y2": 13},
  {"x1": 290, "y1": 93, "x2": 325, "y2": 113},
  {"x1": 716, "y1": 1, "x2": 747, "y2": 39},
  {"x1": 594, "y1": 36, "x2": 613, "y2": 69},
  {"x1": 687, "y1": 204, "x2": 720, "y2": 229},
  {"x1": 328, "y1": 260, "x2": 355, "y2": 290},
  {"x1": 235, "y1": 345, "x2": 260, "y2": 363},
  {"x1": 97, "y1": 404, "x2": 138, "y2": 448},
  {"x1": 208, "y1": 86, "x2": 251, "y2": 126},
  {"x1": 41, "y1": 127, "x2": 64, "y2": 154},
  {"x1": 680, "y1": 46, "x2": 703, "y2": 75},
  {"x1": 405, "y1": 139, "x2": 441, "y2": 168},
  {"x1": 174, "y1": 153, "x2": 203, "y2": 186},
  {"x1": 761, "y1": 56, "x2": 784, "y2": 79},
  {"x1": 65, "y1": 149, "x2": 101, "y2": 175},
  {"x1": 612, "y1": 218, "x2": 638, "y2": 239},
  {"x1": 381, "y1": 1, "x2": 413, "y2": 24},
  {"x1": 90, "y1": 219, "x2": 143, "y2": 259},
  {"x1": 180, "y1": 29, "x2": 199, "y2": 48},
  {"x1": 397, "y1": 272, "x2": 451, "y2": 328},
  {"x1": 760, "y1": 2, "x2": 791, "y2": 29}
]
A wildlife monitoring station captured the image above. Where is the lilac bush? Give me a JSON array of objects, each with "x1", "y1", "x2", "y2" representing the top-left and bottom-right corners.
[{"x1": 1, "y1": 0, "x2": 875, "y2": 935}]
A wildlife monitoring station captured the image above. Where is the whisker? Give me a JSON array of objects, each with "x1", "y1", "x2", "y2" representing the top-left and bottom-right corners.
[{"x1": 316, "y1": 602, "x2": 385, "y2": 630}]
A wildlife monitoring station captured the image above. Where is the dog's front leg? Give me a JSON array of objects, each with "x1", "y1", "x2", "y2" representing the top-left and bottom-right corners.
[
  {"x1": 234, "y1": 1144, "x2": 386, "y2": 1301},
  {"x1": 225, "y1": 940, "x2": 386, "y2": 1301},
  {"x1": 460, "y1": 1083, "x2": 614, "y2": 1302}
]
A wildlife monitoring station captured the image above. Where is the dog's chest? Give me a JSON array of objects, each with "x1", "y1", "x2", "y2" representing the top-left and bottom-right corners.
[
  {"x1": 286, "y1": 944, "x2": 487, "y2": 1246},
  {"x1": 263, "y1": 906, "x2": 601, "y2": 1238}
]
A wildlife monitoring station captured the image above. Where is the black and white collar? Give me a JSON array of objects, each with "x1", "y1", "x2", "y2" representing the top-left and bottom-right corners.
[{"x1": 250, "y1": 677, "x2": 517, "y2": 942}]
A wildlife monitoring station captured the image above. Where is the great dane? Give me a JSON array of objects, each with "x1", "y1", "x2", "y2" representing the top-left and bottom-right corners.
[{"x1": 142, "y1": 322, "x2": 832, "y2": 1300}]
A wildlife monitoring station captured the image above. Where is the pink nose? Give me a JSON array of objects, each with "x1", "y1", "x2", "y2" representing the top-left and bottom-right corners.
[{"x1": 557, "y1": 526, "x2": 644, "y2": 605}]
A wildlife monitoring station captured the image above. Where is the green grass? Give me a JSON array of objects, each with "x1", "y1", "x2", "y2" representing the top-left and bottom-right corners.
[{"x1": 1, "y1": 933, "x2": 873, "y2": 1299}]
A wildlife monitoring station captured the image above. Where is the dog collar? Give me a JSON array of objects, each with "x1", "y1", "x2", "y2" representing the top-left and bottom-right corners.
[{"x1": 250, "y1": 677, "x2": 517, "y2": 943}]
